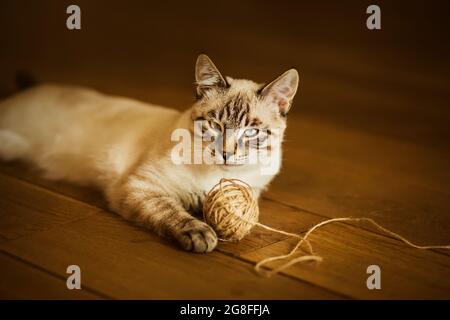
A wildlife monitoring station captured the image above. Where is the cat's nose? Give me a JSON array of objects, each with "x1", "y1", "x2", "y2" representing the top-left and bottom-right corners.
[{"x1": 222, "y1": 151, "x2": 234, "y2": 161}]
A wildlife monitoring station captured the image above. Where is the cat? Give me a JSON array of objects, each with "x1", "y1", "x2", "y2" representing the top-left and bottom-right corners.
[{"x1": 0, "y1": 54, "x2": 299, "y2": 253}]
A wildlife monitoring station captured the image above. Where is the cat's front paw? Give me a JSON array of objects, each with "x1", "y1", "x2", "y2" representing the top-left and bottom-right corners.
[{"x1": 175, "y1": 219, "x2": 218, "y2": 253}]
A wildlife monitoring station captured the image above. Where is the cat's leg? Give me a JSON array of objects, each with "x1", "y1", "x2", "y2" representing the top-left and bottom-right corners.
[{"x1": 107, "y1": 178, "x2": 218, "y2": 253}]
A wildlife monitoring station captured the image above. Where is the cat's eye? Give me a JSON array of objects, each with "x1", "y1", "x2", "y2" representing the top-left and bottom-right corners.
[
  {"x1": 244, "y1": 128, "x2": 259, "y2": 138},
  {"x1": 210, "y1": 121, "x2": 222, "y2": 132}
]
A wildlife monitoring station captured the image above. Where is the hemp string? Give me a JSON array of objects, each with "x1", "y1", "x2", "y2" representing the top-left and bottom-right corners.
[{"x1": 203, "y1": 178, "x2": 450, "y2": 277}]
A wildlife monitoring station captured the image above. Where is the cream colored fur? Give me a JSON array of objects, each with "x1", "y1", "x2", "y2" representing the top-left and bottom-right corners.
[{"x1": 0, "y1": 54, "x2": 299, "y2": 252}]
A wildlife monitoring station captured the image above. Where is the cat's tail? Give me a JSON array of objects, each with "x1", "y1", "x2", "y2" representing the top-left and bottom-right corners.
[{"x1": 0, "y1": 71, "x2": 36, "y2": 160}]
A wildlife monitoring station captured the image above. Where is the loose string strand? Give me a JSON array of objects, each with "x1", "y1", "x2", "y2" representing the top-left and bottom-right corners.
[{"x1": 203, "y1": 179, "x2": 450, "y2": 277}]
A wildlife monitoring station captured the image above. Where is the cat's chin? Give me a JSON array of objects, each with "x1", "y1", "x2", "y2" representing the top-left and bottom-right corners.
[{"x1": 220, "y1": 163, "x2": 246, "y2": 169}]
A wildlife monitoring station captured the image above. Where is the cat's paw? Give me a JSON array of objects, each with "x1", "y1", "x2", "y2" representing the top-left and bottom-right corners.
[{"x1": 175, "y1": 219, "x2": 218, "y2": 253}]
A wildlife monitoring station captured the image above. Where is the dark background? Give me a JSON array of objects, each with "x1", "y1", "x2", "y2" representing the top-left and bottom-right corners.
[{"x1": 1, "y1": 0, "x2": 450, "y2": 148}]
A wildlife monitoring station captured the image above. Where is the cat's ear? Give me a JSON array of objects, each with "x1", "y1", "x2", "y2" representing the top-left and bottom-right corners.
[
  {"x1": 195, "y1": 54, "x2": 227, "y2": 97},
  {"x1": 260, "y1": 69, "x2": 299, "y2": 116}
]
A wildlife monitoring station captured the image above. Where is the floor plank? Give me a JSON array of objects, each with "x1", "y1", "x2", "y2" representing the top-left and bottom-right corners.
[
  {"x1": 0, "y1": 252, "x2": 102, "y2": 299},
  {"x1": 0, "y1": 172, "x2": 98, "y2": 242},
  {"x1": 242, "y1": 220, "x2": 450, "y2": 299}
]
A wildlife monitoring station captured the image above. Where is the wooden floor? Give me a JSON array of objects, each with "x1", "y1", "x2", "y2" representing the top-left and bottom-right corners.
[{"x1": 1, "y1": 1, "x2": 450, "y2": 299}]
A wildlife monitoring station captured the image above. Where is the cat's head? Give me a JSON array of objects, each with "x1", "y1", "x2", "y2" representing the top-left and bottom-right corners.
[{"x1": 190, "y1": 54, "x2": 299, "y2": 168}]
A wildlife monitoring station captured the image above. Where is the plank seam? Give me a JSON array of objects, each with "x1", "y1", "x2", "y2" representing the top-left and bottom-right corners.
[
  {"x1": 0, "y1": 250, "x2": 113, "y2": 299},
  {"x1": 262, "y1": 196, "x2": 450, "y2": 258}
]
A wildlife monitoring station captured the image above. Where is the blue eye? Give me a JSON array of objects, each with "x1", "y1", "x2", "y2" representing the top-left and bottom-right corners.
[{"x1": 244, "y1": 128, "x2": 259, "y2": 138}]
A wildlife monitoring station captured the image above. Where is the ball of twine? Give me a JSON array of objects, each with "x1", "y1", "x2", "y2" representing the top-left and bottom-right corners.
[{"x1": 203, "y1": 178, "x2": 259, "y2": 241}]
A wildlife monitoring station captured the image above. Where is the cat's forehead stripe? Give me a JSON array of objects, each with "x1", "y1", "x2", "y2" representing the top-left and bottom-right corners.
[{"x1": 216, "y1": 94, "x2": 253, "y2": 127}]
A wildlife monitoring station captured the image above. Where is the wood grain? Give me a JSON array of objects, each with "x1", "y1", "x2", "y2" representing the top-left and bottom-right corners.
[
  {"x1": 266, "y1": 116, "x2": 450, "y2": 245},
  {"x1": 0, "y1": 172, "x2": 98, "y2": 242},
  {"x1": 241, "y1": 208, "x2": 450, "y2": 299},
  {"x1": 0, "y1": 252, "x2": 103, "y2": 299},
  {"x1": 0, "y1": 173, "x2": 341, "y2": 299}
]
